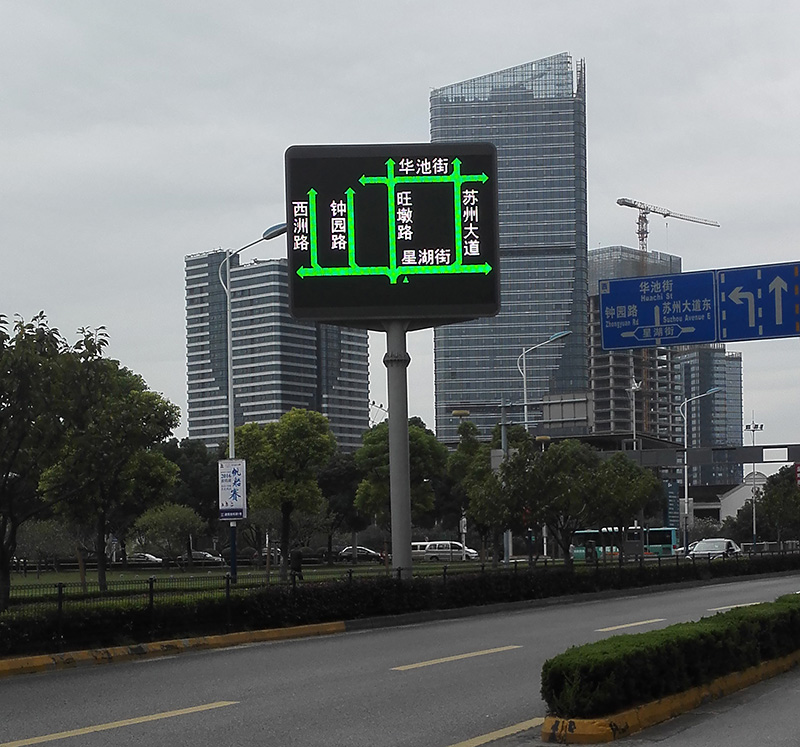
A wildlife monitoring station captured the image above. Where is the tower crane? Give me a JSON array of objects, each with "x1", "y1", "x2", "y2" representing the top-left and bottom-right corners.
[{"x1": 617, "y1": 197, "x2": 720, "y2": 252}]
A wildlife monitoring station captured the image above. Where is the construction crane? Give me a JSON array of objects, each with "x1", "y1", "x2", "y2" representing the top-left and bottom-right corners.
[{"x1": 617, "y1": 197, "x2": 720, "y2": 252}]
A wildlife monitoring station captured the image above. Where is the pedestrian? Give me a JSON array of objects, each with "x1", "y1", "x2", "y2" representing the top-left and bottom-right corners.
[{"x1": 290, "y1": 548, "x2": 304, "y2": 583}]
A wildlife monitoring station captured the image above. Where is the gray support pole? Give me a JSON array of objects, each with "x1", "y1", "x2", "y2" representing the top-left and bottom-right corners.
[{"x1": 384, "y1": 321, "x2": 412, "y2": 579}]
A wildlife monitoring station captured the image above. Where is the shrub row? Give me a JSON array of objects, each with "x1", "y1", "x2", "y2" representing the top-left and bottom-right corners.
[
  {"x1": 541, "y1": 593, "x2": 800, "y2": 718},
  {"x1": 3, "y1": 552, "x2": 800, "y2": 658}
]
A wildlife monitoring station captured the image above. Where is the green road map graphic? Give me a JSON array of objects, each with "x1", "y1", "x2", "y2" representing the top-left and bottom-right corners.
[{"x1": 296, "y1": 158, "x2": 493, "y2": 285}]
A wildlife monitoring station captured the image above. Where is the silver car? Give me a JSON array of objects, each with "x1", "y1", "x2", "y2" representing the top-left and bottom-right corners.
[{"x1": 688, "y1": 538, "x2": 741, "y2": 560}]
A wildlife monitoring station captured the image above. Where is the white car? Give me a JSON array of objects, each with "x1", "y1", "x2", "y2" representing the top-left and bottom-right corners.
[
  {"x1": 127, "y1": 552, "x2": 163, "y2": 564},
  {"x1": 424, "y1": 541, "x2": 479, "y2": 561},
  {"x1": 687, "y1": 538, "x2": 741, "y2": 560}
]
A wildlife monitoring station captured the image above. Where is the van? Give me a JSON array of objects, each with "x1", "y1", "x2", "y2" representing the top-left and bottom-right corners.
[
  {"x1": 424, "y1": 541, "x2": 479, "y2": 562},
  {"x1": 411, "y1": 542, "x2": 430, "y2": 561}
]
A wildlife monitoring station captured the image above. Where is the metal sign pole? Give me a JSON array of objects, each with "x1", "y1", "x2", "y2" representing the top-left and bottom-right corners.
[{"x1": 384, "y1": 321, "x2": 412, "y2": 578}]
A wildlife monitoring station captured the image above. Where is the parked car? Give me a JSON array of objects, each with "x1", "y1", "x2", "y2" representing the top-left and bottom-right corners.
[
  {"x1": 338, "y1": 546, "x2": 383, "y2": 563},
  {"x1": 424, "y1": 541, "x2": 479, "y2": 561},
  {"x1": 179, "y1": 550, "x2": 224, "y2": 565},
  {"x1": 253, "y1": 547, "x2": 282, "y2": 564},
  {"x1": 687, "y1": 538, "x2": 742, "y2": 560},
  {"x1": 127, "y1": 552, "x2": 163, "y2": 564},
  {"x1": 675, "y1": 540, "x2": 699, "y2": 556},
  {"x1": 411, "y1": 542, "x2": 430, "y2": 561}
]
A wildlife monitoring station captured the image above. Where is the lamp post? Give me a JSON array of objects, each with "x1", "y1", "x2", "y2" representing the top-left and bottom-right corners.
[
  {"x1": 679, "y1": 386, "x2": 721, "y2": 552},
  {"x1": 628, "y1": 379, "x2": 642, "y2": 450},
  {"x1": 745, "y1": 415, "x2": 764, "y2": 551},
  {"x1": 218, "y1": 222, "x2": 287, "y2": 581},
  {"x1": 516, "y1": 330, "x2": 572, "y2": 432}
]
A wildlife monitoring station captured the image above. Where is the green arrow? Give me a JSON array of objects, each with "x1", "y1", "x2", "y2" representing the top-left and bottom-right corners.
[{"x1": 307, "y1": 188, "x2": 319, "y2": 269}]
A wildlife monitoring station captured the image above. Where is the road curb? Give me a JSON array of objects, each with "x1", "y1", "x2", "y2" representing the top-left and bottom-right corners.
[
  {"x1": 0, "y1": 621, "x2": 346, "y2": 678},
  {"x1": 540, "y1": 648, "x2": 800, "y2": 743}
]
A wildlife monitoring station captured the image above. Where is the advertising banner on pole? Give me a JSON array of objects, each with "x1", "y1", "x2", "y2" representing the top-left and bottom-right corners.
[{"x1": 218, "y1": 459, "x2": 247, "y2": 520}]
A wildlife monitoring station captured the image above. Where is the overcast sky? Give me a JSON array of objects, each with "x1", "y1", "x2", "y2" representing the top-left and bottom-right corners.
[{"x1": 3, "y1": 1, "x2": 799, "y2": 456}]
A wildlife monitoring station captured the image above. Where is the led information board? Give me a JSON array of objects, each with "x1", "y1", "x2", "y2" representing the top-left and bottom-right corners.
[{"x1": 285, "y1": 143, "x2": 499, "y2": 326}]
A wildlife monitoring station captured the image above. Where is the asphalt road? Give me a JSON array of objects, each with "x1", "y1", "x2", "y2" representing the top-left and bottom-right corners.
[{"x1": 2, "y1": 573, "x2": 800, "y2": 747}]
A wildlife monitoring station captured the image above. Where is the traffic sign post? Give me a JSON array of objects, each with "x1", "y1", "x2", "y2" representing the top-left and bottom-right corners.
[
  {"x1": 717, "y1": 262, "x2": 800, "y2": 342},
  {"x1": 599, "y1": 270, "x2": 717, "y2": 350},
  {"x1": 284, "y1": 142, "x2": 500, "y2": 579}
]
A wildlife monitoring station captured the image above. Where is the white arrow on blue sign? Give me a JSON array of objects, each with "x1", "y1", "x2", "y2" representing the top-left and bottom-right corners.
[
  {"x1": 599, "y1": 270, "x2": 718, "y2": 350},
  {"x1": 717, "y1": 262, "x2": 800, "y2": 342}
]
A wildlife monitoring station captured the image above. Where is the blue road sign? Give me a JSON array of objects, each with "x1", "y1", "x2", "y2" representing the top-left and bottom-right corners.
[
  {"x1": 717, "y1": 262, "x2": 800, "y2": 342},
  {"x1": 599, "y1": 270, "x2": 717, "y2": 350}
]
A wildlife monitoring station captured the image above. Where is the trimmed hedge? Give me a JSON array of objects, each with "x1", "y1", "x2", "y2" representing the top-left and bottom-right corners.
[
  {"x1": 4, "y1": 552, "x2": 800, "y2": 658},
  {"x1": 541, "y1": 593, "x2": 800, "y2": 718}
]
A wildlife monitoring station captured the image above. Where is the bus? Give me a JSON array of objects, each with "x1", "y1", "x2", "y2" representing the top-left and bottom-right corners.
[
  {"x1": 572, "y1": 526, "x2": 678, "y2": 561},
  {"x1": 626, "y1": 526, "x2": 679, "y2": 557},
  {"x1": 571, "y1": 529, "x2": 618, "y2": 561}
]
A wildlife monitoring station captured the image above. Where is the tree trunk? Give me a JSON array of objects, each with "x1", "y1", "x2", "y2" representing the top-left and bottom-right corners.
[
  {"x1": 279, "y1": 501, "x2": 293, "y2": 582},
  {"x1": 76, "y1": 546, "x2": 87, "y2": 592},
  {"x1": 96, "y1": 511, "x2": 108, "y2": 592},
  {"x1": 491, "y1": 529, "x2": 501, "y2": 568},
  {"x1": 0, "y1": 527, "x2": 17, "y2": 612},
  {"x1": 0, "y1": 560, "x2": 10, "y2": 613}
]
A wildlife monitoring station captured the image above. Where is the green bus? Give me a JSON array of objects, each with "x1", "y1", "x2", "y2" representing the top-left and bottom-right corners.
[
  {"x1": 571, "y1": 529, "x2": 617, "y2": 561},
  {"x1": 573, "y1": 526, "x2": 678, "y2": 561}
]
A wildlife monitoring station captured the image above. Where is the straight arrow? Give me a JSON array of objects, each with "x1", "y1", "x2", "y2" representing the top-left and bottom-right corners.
[{"x1": 769, "y1": 275, "x2": 788, "y2": 325}]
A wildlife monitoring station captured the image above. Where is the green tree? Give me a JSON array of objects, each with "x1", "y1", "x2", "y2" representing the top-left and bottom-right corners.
[
  {"x1": 758, "y1": 465, "x2": 800, "y2": 542},
  {"x1": 318, "y1": 450, "x2": 369, "y2": 562},
  {"x1": 157, "y1": 438, "x2": 221, "y2": 526},
  {"x1": 448, "y1": 421, "x2": 499, "y2": 562},
  {"x1": 354, "y1": 417, "x2": 448, "y2": 532},
  {"x1": 721, "y1": 504, "x2": 755, "y2": 545},
  {"x1": 444, "y1": 421, "x2": 487, "y2": 524},
  {"x1": 502, "y1": 439, "x2": 603, "y2": 567},
  {"x1": 235, "y1": 408, "x2": 336, "y2": 579},
  {"x1": 41, "y1": 358, "x2": 180, "y2": 590},
  {"x1": 596, "y1": 453, "x2": 661, "y2": 562},
  {"x1": 131, "y1": 502, "x2": 205, "y2": 560},
  {"x1": 14, "y1": 518, "x2": 75, "y2": 572},
  {"x1": 0, "y1": 314, "x2": 105, "y2": 610}
]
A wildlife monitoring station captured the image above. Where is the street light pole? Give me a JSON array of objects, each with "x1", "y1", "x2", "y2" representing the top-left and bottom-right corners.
[
  {"x1": 218, "y1": 223, "x2": 288, "y2": 458},
  {"x1": 745, "y1": 415, "x2": 764, "y2": 551},
  {"x1": 679, "y1": 386, "x2": 721, "y2": 552},
  {"x1": 516, "y1": 330, "x2": 572, "y2": 432},
  {"x1": 628, "y1": 379, "x2": 642, "y2": 450},
  {"x1": 218, "y1": 223, "x2": 287, "y2": 582}
]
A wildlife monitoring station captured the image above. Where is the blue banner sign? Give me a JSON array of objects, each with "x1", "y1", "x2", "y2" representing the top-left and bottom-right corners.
[
  {"x1": 717, "y1": 262, "x2": 800, "y2": 342},
  {"x1": 599, "y1": 271, "x2": 717, "y2": 350}
]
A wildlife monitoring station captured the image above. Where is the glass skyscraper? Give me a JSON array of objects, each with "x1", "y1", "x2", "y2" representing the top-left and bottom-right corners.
[
  {"x1": 430, "y1": 53, "x2": 588, "y2": 443},
  {"x1": 185, "y1": 251, "x2": 369, "y2": 452}
]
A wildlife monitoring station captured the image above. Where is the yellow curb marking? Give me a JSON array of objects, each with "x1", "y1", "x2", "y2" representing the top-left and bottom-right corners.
[
  {"x1": 0, "y1": 701, "x2": 238, "y2": 747},
  {"x1": 447, "y1": 717, "x2": 545, "y2": 747},
  {"x1": 708, "y1": 602, "x2": 762, "y2": 611},
  {"x1": 393, "y1": 645, "x2": 522, "y2": 671},
  {"x1": 596, "y1": 618, "x2": 665, "y2": 632}
]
